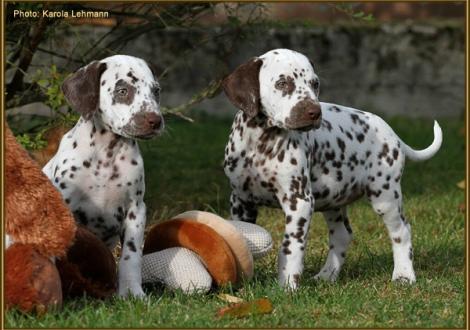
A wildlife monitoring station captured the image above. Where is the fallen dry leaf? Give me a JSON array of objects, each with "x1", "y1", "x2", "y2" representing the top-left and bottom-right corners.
[
  {"x1": 457, "y1": 180, "x2": 465, "y2": 190},
  {"x1": 217, "y1": 293, "x2": 244, "y2": 304},
  {"x1": 216, "y1": 298, "x2": 273, "y2": 318}
]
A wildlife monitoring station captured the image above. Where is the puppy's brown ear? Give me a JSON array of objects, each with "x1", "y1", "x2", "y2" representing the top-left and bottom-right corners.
[
  {"x1": 61, "y1": 61, "x2": 107, "y2": 120},
  {"x1": 222, "y1": 57, "x2": 263, "y2": 118}
]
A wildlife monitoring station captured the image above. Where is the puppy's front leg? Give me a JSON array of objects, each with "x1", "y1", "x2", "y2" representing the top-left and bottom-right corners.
[
  {"x1": 118, "y1": 198, "x2": 146, "y2": 298},
  {"x1": 278, "y1": 196, "x2": 313, "y2": 290}
]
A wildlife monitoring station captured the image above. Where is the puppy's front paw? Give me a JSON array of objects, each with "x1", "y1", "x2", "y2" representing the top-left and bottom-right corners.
[
  {"x1": 279, "y1": 272, "x2": 301, "y2": 291},
  {"x1": 118, "y1": 283, "x2": 146, "y2": 298},
  {"x1": 392, "y1": 269, "x2": 416, "y2": 284},
  {"x1": 314, "y1": 266, "x2": 339, "y2": 282}
]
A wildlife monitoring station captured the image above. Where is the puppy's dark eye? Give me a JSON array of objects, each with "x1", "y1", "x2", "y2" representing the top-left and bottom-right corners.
[
  {"x1": 153, "y1": 86, "x2": 161, "y2": 101},
  {"x1": 275, "y1": 80, "x2": 287, "y2": 89},
  {"x1": 310, "y1": 79, "x2": 320, "y2": 90},
  {"x1": 117, "y1": 88, "x2": 128, "y2": 96}
]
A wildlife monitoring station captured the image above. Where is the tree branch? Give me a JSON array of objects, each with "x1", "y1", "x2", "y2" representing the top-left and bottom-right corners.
[
  {"x1": 6, "y1": 15, "x2": 51, "y2": 100},
  {"x1": 162, "y1": 78, "x2": 223, "y2": 122},
  {"x1": 35, "y1": 47, "x2": 83, "y2": 64}
]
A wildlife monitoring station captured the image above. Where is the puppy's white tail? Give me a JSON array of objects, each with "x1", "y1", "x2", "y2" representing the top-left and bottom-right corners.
[{"x1": 401, "y1": 120, "x2": 443, "y2": 161}]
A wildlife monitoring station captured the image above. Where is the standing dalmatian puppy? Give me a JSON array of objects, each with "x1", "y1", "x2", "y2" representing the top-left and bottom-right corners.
[
  {"x1": 43, "y1": 55, "x2": 163, "y2": 298},
  {"x1": 222, "y1": 49, "x2": 442, "y2": 289}
]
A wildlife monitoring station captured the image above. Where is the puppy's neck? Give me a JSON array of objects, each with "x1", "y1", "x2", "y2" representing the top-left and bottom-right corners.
[
  {"x1": 241, "y1": 111, "x2": 291, "y2": 138},
  {"x1": 75, "y1": 116, "x2": 133, "y2": 148},
  {"x1": 238, "y1": 111, "x2": 309, "y2": 158},
  {"x1": 236, "y1": 111, "x2": 288, "y2": 156},
  {"x1": 72, "y1": 117, "x2": 137, "y2": 163}
]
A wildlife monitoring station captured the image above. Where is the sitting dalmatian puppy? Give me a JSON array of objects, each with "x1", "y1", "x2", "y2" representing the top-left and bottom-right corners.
[
  {"x1": 222, "y1": 48, "x2": 442, "y2": 289},
  {"x1": 43, "y1": 55, "x2": 163, "y2": 298}
]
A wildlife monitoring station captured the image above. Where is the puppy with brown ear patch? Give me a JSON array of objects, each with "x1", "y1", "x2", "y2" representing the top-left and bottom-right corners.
[
  {"x1": 43, "y1": 55, "x2": 164, "y2": 298},
  {"x1": 222, "y1": 48, "x2": 442, "y2": 289}
]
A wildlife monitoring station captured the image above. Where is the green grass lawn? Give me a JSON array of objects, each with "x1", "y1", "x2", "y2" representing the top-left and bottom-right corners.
[{"x1": 6, "y1": 114, "x2": 465, "y2": 328}]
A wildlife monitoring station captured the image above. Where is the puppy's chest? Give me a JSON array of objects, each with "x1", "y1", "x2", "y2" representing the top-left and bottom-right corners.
[
  {"x1": 67, "y1": 160, "x2": 143, "y2": 245},
  {"x1": 227, "y1": 137, "x2": 311, "y2": 205},
  {"x1": 60, "y1": 141, "x2": 142, "y2": 220},
  {"x1": 78, "y1": 172, "x2": 136, "y2": 205}
]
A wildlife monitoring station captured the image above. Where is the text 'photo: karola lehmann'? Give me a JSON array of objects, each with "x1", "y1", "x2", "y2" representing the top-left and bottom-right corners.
[{"x1": 13, "y1": 8, "x2": 109, "y2": 19}]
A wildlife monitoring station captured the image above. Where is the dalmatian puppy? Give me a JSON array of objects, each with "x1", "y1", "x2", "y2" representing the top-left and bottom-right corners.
[
  {"x1": 222, "y1": 48, "x2": 442, "y2": 289},
  {"x1": 43, "y1": 55, "x2": 164, "y2": 298}
]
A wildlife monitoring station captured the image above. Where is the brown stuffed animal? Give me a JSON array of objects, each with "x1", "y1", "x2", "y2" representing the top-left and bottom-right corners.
[
  {"x1": 56, "y1": 226, "x2": 117, "y2": 299},
  {"x1": 5, "y1": 125, "x2": 76, "y2": 258},
  {"x1": 5, "y1": 125, "x2": 116, "y2": 313},
  {"x1": 5, "y1": 244, "x2": 63, "y2": 313}
]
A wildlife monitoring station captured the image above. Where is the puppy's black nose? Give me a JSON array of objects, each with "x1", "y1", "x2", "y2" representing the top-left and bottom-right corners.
[{"x1": 145, "y1": 112, "x2": 162, "y2": 130}]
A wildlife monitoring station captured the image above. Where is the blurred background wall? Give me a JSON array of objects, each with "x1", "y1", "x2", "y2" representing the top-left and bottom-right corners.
[{"x1": 6, "y1": 2, "x2": 466, "y2": 121}]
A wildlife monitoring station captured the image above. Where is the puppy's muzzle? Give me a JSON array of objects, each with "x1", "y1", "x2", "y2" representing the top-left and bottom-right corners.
[
  {"x1": 285, "y1": 99, "x2": 322, "y2": 131},
  {"x1": 123, "y1": 111, "x2": 164, "y2": 139}
]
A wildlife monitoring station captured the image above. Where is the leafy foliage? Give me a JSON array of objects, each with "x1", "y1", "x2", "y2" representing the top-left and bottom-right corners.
[
  {"x1": 32, "y1": 64, "x2": 67, "y2": 112},
  {"x1": 14, "y1": 132, "x2": 48, "y2": 151},
  {"x1": 12, "y1": 64, "x2": 78, "y2": 150}
]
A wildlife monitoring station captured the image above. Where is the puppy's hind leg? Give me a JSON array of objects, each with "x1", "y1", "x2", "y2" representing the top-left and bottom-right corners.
[
  {"x1": 315, "y1": 207, "x2": 353, "y2": 282},
  {"x1": 368, "y1": 185, "x2": 416, "y2": 284}
]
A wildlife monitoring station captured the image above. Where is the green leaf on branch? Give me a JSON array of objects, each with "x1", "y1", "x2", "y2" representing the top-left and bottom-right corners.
[
  {"x1": 352, "y1": 11, "x2": 365, "y2": 18},
  {"x1": 15, "y1": 132, "x2": 48, "y2": 150}
]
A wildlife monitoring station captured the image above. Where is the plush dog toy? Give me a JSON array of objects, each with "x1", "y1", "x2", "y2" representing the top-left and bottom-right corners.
[
  {"x1": 5, "y1": 125, "x2": 75, "y2": 312},
  {"x1": 142, "y1": 210, "x2": 273, "y2": 293},
  {"x1": 4, "y1": 125, "x2": 116, "y2": 313}
]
